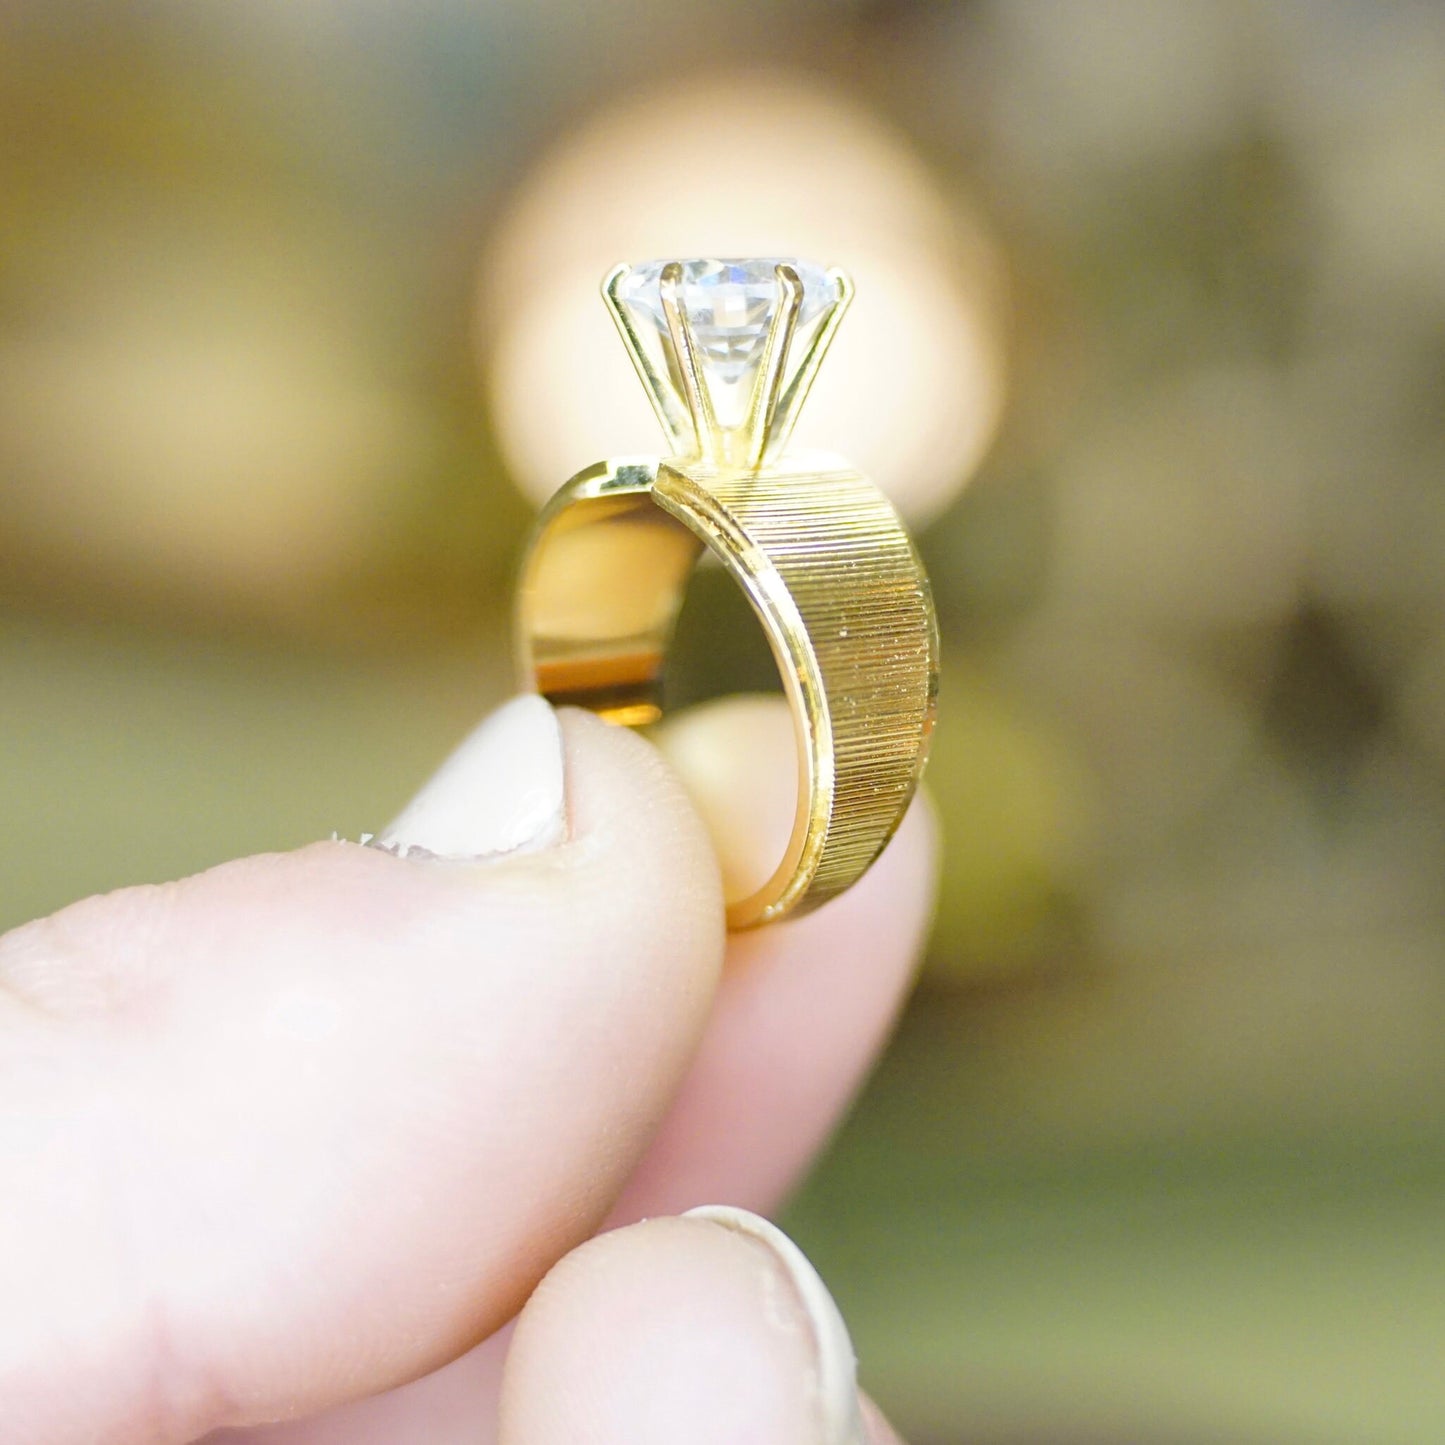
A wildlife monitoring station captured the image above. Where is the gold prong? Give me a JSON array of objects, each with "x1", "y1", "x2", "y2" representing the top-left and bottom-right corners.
[
  {"x1": 769, "y1": 266, "x2": 854, "y2": 457},
  {"x1": 601, "y1": 263, "x2": 690, "y2": 454},
  {"x1": 741, "y1": 263, "x2": 803, "y2": 471},
  {"x1": 659, "y1": 261, "x2": 721, "y2": 462}
]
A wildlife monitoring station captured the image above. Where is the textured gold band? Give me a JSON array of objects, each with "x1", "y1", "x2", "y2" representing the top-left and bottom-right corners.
[{"x1": 515, "y1": 451, "x2": 939, "y2": 928}]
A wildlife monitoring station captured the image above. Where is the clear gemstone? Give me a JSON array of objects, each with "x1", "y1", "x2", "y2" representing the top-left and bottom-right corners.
[{"x1": 616, "y1": 258, "x2": 836, "y2": 435}]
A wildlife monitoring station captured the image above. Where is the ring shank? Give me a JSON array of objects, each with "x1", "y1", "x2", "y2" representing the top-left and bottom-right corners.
[{"x1": 515, "y1": 454, "x2": 938, "y2": 928}]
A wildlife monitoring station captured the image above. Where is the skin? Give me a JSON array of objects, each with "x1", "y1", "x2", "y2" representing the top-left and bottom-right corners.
[{"x1": 0, "y1": 698, "x2": 932, "y2": 1444}]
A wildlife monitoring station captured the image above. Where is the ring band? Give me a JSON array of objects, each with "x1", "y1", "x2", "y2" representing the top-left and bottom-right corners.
[{"x1": 514, "y1": 259, "x2": 939, "y2": 928}]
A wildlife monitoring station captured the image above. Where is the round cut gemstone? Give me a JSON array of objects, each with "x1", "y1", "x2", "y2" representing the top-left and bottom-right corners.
[{"x1": 616, "y1": 257, "x2": 836, "y2": 434}]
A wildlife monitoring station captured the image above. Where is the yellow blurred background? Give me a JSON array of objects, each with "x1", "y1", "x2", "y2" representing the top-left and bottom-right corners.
[{"x1": 4, "y1": 4, "x2": 1445, "y2": 1440}]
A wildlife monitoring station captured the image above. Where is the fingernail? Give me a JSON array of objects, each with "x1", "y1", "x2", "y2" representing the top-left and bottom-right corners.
[
  {"x1": 371, "y1": 694, "x2": 567, "y2": 861},
  {"x1": 686, "y1": 1205, "x2": 866, "y2": 1445}
]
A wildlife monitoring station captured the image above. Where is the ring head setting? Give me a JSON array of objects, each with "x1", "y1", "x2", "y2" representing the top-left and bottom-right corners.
[
  {"x1": 605, "y1": 256, "x2": 852, "y2": 472},
  {"x1": 612, "y1": 257, "x2": 837, "y2": 462}
]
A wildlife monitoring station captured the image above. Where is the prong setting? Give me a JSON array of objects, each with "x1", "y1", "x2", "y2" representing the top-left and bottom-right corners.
[
  {"x1": 659, "y1": 261, "x2": 723, "y2": 463},
  {"x1": 602, "y1": 263, "x2": 690, "y2": 454},
  {"x1": 767, "y1": 265, "x2": 853, "y2": 460},
  {"x1": 742, "y1": 263, "x2": 803, "y2": 471}
]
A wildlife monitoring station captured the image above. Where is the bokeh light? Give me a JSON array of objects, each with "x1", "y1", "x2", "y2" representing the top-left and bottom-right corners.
[{"x1": 479, "y1": 70, "x2": 1005, "y2": 524}]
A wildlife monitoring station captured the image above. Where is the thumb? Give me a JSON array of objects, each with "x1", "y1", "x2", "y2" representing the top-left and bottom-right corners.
[{"x1": 0, "y1": 698, "x2": 724, "y2": 1445}]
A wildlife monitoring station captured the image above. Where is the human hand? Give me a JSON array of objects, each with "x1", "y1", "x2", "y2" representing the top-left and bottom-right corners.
[{"x1": 1, "y1": 694, "x2": 932, "y2": 1444}]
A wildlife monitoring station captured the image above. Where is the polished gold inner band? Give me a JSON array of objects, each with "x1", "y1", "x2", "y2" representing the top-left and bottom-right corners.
[{"x1": 515, "y1": 451, "x2": 939, "y2": 928}]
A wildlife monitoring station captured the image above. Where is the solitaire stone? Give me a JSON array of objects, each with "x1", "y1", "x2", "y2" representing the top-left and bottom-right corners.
[{"x1": 616, "y1": 258, "x2": 836, "y2": 434}]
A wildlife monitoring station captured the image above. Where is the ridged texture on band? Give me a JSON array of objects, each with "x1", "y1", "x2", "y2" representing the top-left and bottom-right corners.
[{"x1": 692, "y1": 464, "x2": 938, "y2": 905}]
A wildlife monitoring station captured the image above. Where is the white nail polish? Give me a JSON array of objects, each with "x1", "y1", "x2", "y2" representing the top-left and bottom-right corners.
[
  {"x1": 372, "y1": 694, "x2": 567, "y2": 861},
  {"x1": 686, "y1": 1205, "x2": 866, "y2": 1445}
]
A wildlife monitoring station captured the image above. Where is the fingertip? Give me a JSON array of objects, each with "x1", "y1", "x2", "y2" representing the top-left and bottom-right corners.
[
  {"x1": 610, "y1": 730, "x2": 938, "y2": 1220},
  {"x1": 653, "y1": 695, "x2": 799, "y2": 903},
  {"x1": 653, "y1": 693, "x2": 938, "y2": 937},
  {"x1": 500, "y1": 1211, "x2": 862, "y2": 1445}
]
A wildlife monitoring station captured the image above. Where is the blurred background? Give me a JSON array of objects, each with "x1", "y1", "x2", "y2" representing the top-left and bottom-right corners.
[{"x1": 3, "y1": 2, "x2": 1444, "y2": 1440}]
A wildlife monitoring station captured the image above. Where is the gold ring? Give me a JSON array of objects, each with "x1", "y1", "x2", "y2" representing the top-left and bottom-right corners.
[{"x1": 515, "y1": 259, "x2": 939, "y2": 928}]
